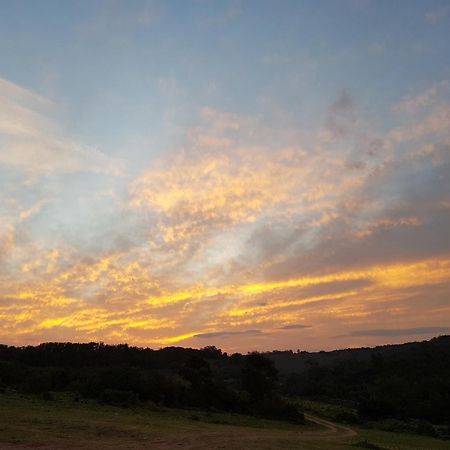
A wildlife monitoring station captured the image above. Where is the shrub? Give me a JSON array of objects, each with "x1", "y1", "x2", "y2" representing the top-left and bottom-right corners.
[
  {"x1": 42, "y1": 391, "x2": 54, "y2": 401},
  {"x1": 20, "y1": 372, "x2": 52, "y2": 394},
  {"x1": 358, "y1": 398, "x2": 396, "y2": 420},
  {"x1": 255, "y1": 398, "x2": 304, "y2": 423},
  {"x1": 335, "y1": 410, "x2": 361, "y2": 424},
  {"x1": 98, "y1": 389, "x2": 138, "y2": 407}
]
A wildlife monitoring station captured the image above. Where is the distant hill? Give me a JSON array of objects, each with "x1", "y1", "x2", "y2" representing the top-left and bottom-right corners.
[
  {"x1": 267, "y1": 335, "x2": 450, "y2": 427},
  {"x1": 266, "y1": 335, "x2": 450, "y2": 374}
]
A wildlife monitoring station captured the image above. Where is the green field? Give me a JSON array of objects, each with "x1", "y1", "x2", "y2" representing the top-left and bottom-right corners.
[{"x1": 0, "y1": 393, "x2": 448, "y2": 450}]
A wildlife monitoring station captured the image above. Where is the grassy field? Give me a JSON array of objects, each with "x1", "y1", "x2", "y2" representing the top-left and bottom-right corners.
[
  {"x1": 355, "y1": 428, "x2": 450, "y2": 450},
  {"x1": 294, "y1": 398, "x2": 358, "y2": 421},
  {"x1": 0, "y1": 393, "x2": 448, "y2": 450}
]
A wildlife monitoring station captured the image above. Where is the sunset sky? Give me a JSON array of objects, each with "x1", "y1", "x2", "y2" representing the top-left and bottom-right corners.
[{"x1": 1, "y1": 0, "x2": 449, "y2": 352}]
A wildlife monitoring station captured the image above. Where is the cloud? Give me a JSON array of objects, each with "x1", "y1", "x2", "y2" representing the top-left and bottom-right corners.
[
  {"x1": 195, "y1": 0, "x2": 241, "y2": 28},
  {"x1": 213, "y1": 259, "x2": 450, "y2": 326},
  {"x1": 128, "y1": 106, "x2": 369, "y2": 277},
  {"x1": 368, "y1": 42, "x2": 385, "y2": 54},
  {"x1": 82, "y1": 0, "x2": 161, "y2": 33},
  {"x1": 329, "y1": 90, "x2": 354, "y2": 115},
  {"x1": 0, "y1": 225, "x2": 15, "y2": 259},
  {"x1": 392, "y1": 80, "x2": 449, "y2": 115},
  {"x1": 279, "y1": 324, "x2": 311, "y2": 330},
  {"x1": 323, "y1": 90, "x2": 358, "y2": 142},
  {"x1": 249, "y1": 82, "x2": 450, "y2": 283},
  {"x1": 2, "y1": 79, "x2": 450, "y2": 353},
  {"x1": 0, "y1": 78, "x2": 123, "y2": 178},
  {"x1": 345, "y1": 327, "x2": 450, "y2": 337},
  {"x1": 426, "y1": 6, "x2": 449, "y2": 24},
  {"x1": 130, "y1": 147, "x2": 307, "y2": 243},
  {"x1": 195, "y1": 329, "x2": 263, "y2": 339},
  {"x1": 387, "y1": 106, "x2": 450, "y2": 145}
]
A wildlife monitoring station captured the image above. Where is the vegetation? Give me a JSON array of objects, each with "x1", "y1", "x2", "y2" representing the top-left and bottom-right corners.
[
  {"x1": 0, "y1": 335, "x2": 449, "y2": 442},
  {"x1": 0, "y1": 392, "x2": 449, "y2": 450},
  {"x1": 272, "y1": 335, "x2": 450, "y2": 437},
  {"x1": 1, "y1": 392, "x2": 450, "y2": 450},
  {"x1": 0, "y1": 392, "x2": 312, "y2": 450},
  {"x1": 0, "y1": 343, "x2": 303, "y2": 424}
]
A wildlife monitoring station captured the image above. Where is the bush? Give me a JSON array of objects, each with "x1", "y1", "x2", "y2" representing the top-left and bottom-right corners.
[
  {"x1": 413, "y1": 420, "x2": 437, "y2": 437},
  {"x1": 335, "y1": 410, "x2": 361, "y2": 424},
  {"x1": 42, "y1": 391, "x2": 54, "y2": 401},
  {"x1": 20, "y1": 372, "x2": 52, "y2": 394},
  {"x1": 255, "y1": 398, "x2": 304, "y2": 423},
  {"x1": 98, "y1": 389, "x2": 138, "y2": 407},
  {"x1": 358, "y1": 398, "x2": 396, "y2": 420}
]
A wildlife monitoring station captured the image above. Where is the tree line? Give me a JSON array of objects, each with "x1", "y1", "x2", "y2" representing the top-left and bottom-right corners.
[
  {"x1": 0, "y1": 335, "x2": 449, "y2": 433},
  {"x1": 0, "y1": 343, "x2": 302, "y2": 423}
]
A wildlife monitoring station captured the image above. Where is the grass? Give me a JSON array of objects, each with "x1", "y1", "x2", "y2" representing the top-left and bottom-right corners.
[
  {"x1": 0, "y1": 392, "x2": 323, "y2": 450},
  {"x1": 292, "y1": 397, "x2": 450, "y2": 449},
  {"x1": 0, "y1": 392, "x2": 448, "y2": 449},
  {"x1": 351, "y1": 429, "x2": 450, "y2": 450},
  {"x1": 294, "y1": 398, "x2": 358, "y2": 422}
]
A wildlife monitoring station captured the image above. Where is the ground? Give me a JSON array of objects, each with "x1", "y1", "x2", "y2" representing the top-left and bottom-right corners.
[{"x1": 0, "y1": 393, "x2": 448, "y2": 450}]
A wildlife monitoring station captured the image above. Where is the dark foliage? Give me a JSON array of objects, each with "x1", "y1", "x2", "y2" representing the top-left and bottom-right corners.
[
  {"x1": 0, "y1": 336, "x2": 448, "y2": 428},
  {"x1": 276, "y1": 336, "x2": 450, "y2": 426},
  {"x1": 241, "y1": 353, "x2": 278, "y2": 400},
  {"x1": 0, "y1": 342, "x2": 300, "y2": 423},
  {"x1": 99, "y1": 389, "x2": 139, "y2": 407}
]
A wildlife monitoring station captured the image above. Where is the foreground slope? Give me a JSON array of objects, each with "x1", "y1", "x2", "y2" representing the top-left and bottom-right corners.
[{"x1": 0, "y1": 393, "x2": 449, "y2": 450}]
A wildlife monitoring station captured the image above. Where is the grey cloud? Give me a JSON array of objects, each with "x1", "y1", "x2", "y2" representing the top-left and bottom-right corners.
[
  {"x1": 264, "y1": 209, "x2": 450, "y2": 282},
  {"x1": 257, "y1": 140, "x2": 450, "y2": 282},
  {"x1": 325, "y1": 90, "x2": 357, "y2": 141},
  {"x1": 279, "y1": 324, "x2": 311, "y2": 330},
  {"x1": 330, "y1": 90, "x2": 354, "y2": 115},
  {"x1": 245, "y1": 223, "x2": 304, "y2": 264},
  {"x1": 366, "y1": 138, "x2": 385, "y2": 156},
  {"x1": 345, "y1": 160, "x2": 366, "y2": 170},
  {"x1": 426, "y1": 6, "x2": 449, "y2": 24}
]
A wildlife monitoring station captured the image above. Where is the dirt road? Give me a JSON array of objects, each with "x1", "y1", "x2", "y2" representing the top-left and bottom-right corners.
[{"x1": 304, "y1": 413, "x2": 357, "y2": 439}]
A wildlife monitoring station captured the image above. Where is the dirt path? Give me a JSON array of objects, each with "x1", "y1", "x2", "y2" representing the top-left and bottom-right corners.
[{"x1": 304, "y1": 413, "x2": 357, "y2": 439}]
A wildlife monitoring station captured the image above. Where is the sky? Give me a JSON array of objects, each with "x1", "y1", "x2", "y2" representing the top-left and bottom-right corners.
[{"x1": 1, "y1": 0, "x2": 450, "y2": 353}]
